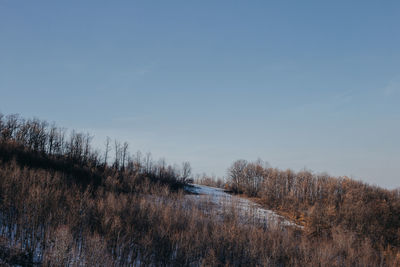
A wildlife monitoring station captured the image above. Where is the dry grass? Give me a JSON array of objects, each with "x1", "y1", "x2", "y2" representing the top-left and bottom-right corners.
[{"x1": 0, "y1": 160, "x2": 398, "y2": 266}]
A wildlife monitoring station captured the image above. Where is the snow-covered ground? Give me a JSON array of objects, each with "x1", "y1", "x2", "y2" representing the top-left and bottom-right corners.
[{"x1": 185, "y1": 184, "x2": 302, "y2": 228}]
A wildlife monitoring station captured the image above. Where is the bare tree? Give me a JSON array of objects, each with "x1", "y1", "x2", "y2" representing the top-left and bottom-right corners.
[
  {"x1": 122, "y1": 142, "x2": 129, "y2": 170},
  {"x1": 114, "y1": 139, "x2": 121, "y2": 169},
  {"x1": 47, "y1": 123, "x2": 58, "y2": 155},
  {"x1": 82, "y1": 133, "x2": 93, "y2": 163},
  {"x1": 227, "y1": 159, "x2": 247, "y2": 193},
  {"x1": 145, "y1": 152, "x2": 152, "y2": 174},
  {"x1": 104, "y1": 136, "x2": 111, "y2": 167},
  {"x1": 2, "y1": 114, "x2": 19, "y2": 141},
  {"x1": 133, "y1": 151, "x2": 142, "y2": 172},
  {"x1": 181, "y1": 162, "x2": 192, "y2": 183}
]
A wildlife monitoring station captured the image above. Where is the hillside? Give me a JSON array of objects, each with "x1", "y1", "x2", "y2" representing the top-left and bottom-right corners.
[
  {"x1": 0, "y1": 113, "x2": 399, "y2": 266},
  {"x1": 186, "y1": 184, "x2": 301, "y2": 228}
]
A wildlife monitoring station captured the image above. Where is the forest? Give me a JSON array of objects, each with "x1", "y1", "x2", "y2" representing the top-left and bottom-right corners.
[{"x1": 0, "y1": 113, "x2": 399, "y2": 266}]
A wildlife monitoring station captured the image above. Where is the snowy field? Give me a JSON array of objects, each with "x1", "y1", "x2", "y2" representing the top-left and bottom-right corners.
[{"x1": 185, "y1": 184, "x2": 302, "y2": 228}]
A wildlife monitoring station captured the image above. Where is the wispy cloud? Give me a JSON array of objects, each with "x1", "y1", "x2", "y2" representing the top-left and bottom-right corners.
[
  {"x1": 334, "y1": 89, "x2": 354, "y2": 104},
  {"x1": 383, "y1": 76, "x2": 400, "y2": 96}
]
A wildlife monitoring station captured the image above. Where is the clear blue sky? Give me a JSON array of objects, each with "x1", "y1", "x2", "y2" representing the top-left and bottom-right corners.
[{"x1": 1, "y1": 1, "x2": 399, "y2": 188}]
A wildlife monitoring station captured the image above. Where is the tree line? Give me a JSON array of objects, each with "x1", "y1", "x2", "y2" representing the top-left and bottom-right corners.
[
  {"x1": 0, "y1": 113, "x2": 399, "y2": 265},
  {"x1": 1, "y1": 155, "x2": 395, "y2": 266},
  {"x1": 227, "y1": 159, "x2": 400, "y2": 261},
  {"x1": 0, "y1": 113, "x2": 191, "y2": 189}
]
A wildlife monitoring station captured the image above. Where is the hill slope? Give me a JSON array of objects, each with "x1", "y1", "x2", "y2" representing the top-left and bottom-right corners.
[{"x1": 0, "y1": 113, "x2": 398, "y2": 266}]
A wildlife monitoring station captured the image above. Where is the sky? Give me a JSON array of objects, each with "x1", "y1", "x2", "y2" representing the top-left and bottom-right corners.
[{"x1": 0, "y1": 1, "x2": 399, "y2": 188}]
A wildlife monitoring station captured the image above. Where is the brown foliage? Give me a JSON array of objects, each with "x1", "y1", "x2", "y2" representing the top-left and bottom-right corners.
[
  {"x1": 226, "y1": 159, "x2": 400, "y2": 265},
  {"x1": 0, "y1": 113, "x2": 398, "y2": 266}
]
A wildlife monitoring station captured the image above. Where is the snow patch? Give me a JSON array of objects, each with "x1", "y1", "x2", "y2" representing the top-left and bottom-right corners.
[{"x1": 186, "y1": 184, "x2": 302, "y2": 228}]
